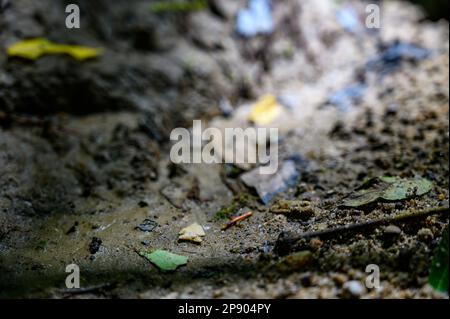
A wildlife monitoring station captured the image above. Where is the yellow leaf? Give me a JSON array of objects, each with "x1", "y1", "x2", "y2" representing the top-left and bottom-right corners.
[
  {"x1": 7, "y1": 38, "x2": 50, "y2": 60},
  {"x1": 249, "y1": 94, "x2": 281, "y2": 126},
  {"x1": 46, "y1": 44, "x2": 102, "y2": 61},
  {"x1": 178, "y1": 223, "x2": 205, "y2": 244},
  {"x1": 7, "y1": 38, "x2": 102, "y2": 61}
]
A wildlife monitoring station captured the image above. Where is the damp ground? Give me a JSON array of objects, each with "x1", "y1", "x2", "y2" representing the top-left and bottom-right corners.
[{"x1": 0, "y1": 0, "x2": 448, "y2": 298}]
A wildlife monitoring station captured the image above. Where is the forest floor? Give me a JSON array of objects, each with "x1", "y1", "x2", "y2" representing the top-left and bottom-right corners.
[{"x1": 0, "y1": 0, "x2": 448, "y2": 298}]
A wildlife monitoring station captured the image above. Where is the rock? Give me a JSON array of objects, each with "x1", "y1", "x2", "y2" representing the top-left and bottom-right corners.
[
  {"x1": 89, "y1": 237, "x2": 102, "y2": 255},
  {"x1": 383, "y1": 225, "x2": 402, "y2": 237},
  {"x1": 341, "y1": 280, "x2": 366, "y2": 298},
  {"x1": 332, "y1": 273, "x2": 348, "y2": 286},
  {"x1": 161, "y1": 292, "x2": 179, "y2": 299},
  {"x1": 417, "y1": 228, "x2": 434, "y2": 242},
  {"x1": 138, "y1": 201, "x2": 149, "y2": 207},
  {"x1": 240, "y1": 160, "x2": 299, "y2": 205},
  {"x1": 212, "y1": 289, "x2": 224, "y2": 298},
  {"x1": 276, "y1": 250, "x2": 312, "y2": 272},
  {"x1": 309, "y1": 238, "x2": 323, "y2": 251},
  {"x1": 135, "y1": 219, "x2": 158, "y2": 232},
  {"x1": 269, "y1": 200, "x2": 315, "y2": 220}
]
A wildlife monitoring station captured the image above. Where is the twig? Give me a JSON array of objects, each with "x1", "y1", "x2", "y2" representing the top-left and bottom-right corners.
[
  {"x1": 222, "y1": 211, "x2": 252, "y2": 230},
  {"x1": 59, "y1": 282, "x2": 114, "y2": 296},
  {"x1": 0, "y1": 111, "x2": 79, "y2": 135},
  {"x1": 275, "y1": 206, "x2": 449, "y2": 254}
]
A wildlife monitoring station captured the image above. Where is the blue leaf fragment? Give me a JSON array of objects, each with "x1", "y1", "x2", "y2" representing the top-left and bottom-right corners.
[
  {"x1": 336, "y1": 7, "x2": 359, "y2": 33},
  {"x1": 367, "y1": 41, "x2": 431, "y2": 75},
  {"x1": 327, "y1": 84, "x2": 367, "y2": 112},
  {"x1": 382, "y1": 42, "x2": 430, "y2": 62},
  {"x1": 236, "y1": 0, "x2": 274, "y2": 38}
]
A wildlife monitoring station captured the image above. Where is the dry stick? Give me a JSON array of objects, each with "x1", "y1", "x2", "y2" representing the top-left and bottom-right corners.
[
  {"x1": 59, "y1": 283, "x2": 114, "y2": 295},
  {"x1": 1, "y1": 112, "x2": 79, "y2": 135},
  {"x1": 275, "y1": 206, "x2": 449, "y2": 254},
  {"x1": 222, "y1": 211, "x2": 253, "y2": 230}
]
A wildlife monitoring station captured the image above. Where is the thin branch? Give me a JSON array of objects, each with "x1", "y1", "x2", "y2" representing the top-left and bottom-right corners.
[{"x1": 275, "y1": 205, "x2": 449, "y2": 254}]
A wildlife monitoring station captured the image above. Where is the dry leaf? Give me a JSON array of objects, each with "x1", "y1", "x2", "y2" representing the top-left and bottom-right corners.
[
  {"x1": 249, "y1": 94, "x2": 281, "y2": 125},
  {"x1": 341, "y1": 176, "x2": 433, "y2": 207},
  {"x1": 178, "y1": 223, "x2": 205, "y2": 244}
]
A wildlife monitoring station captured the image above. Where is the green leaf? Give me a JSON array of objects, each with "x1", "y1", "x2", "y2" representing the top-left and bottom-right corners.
[
  {"x1": 150, "y1": 0, "x2": 207, "y2": 13},
  {"x1": 140, "y1": 249, "x2": 188, "y2": 271},
  {"x1": 341, "y1": 176, "x2": 433, "y2": 207},
  {"x1": 382, "y1": 178, "x2": 433, "y2": 201},
  {"x1": 379, "y1": 176, "x2": 398, "y2": 183},
  {"x1": 429, "y1": 227, "x2": 449, "y2": 293}
]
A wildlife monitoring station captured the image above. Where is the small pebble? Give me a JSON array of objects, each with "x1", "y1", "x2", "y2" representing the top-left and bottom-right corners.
[
  {"x1": 135, "y1": 219, "x2": 158, "y2": 232},
  {"x1": 89, "y1": 237, "x2": 102, "y2": 254},
  {"x1": 212, "y1": 289, "x2": 224, "y2": 298},
  {"x1": 138, "y1": 200, "x2": 149, "y2": 207},
  {"x1": 384, "y1": 225, "x2": 401, "y2": 236},
  {"x1": 342, "y1": 280, "x2": 366, "y2": 298},
  {"x1": 310, "y1": 238, "x2": 323, "y2": 251},
  {"x1": 417, "y1": 228, "x2": 434, "y2": 242},
  {"x1": 381, "y1": 225, "x2": 401, "y2": 244},
  {"x1": 332, "y1": 273, "x2": 348, "y2": 286}
]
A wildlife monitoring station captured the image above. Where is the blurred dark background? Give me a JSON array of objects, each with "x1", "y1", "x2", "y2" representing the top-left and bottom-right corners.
[{"x1": 409, "y1": 0, "x2": 449, "y2": 21}]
